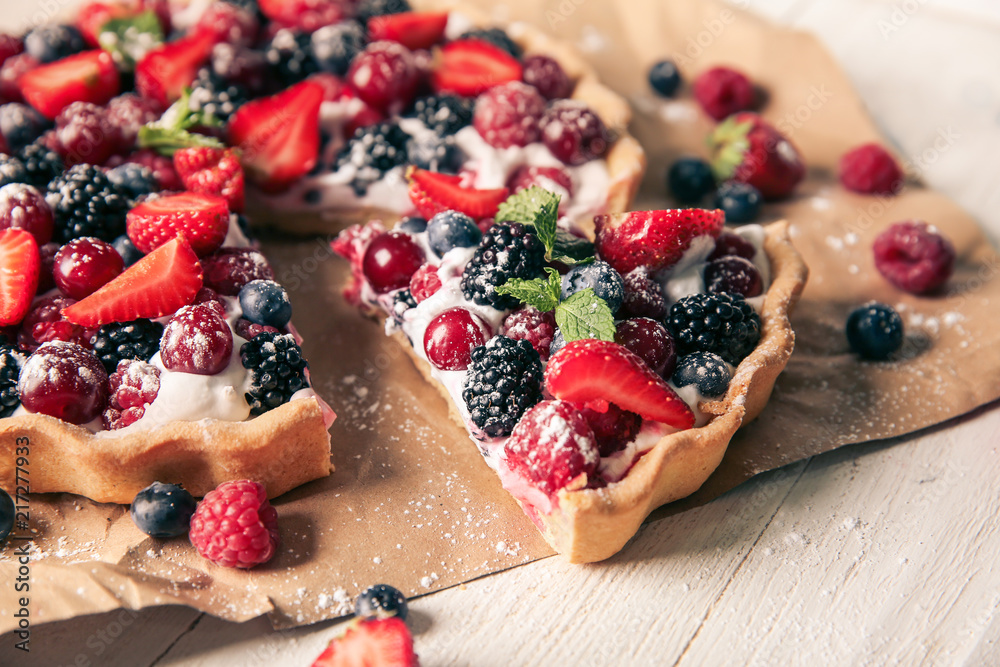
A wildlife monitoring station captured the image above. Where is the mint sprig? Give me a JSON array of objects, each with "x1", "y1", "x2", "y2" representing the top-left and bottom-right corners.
[
  {"x1": 495, "y1": 186, "x2": 594, "y2": 266},
  {"x1": 555, "y1": 289, "x2": 616, "y2": 343},
  {"x1": 98, "y1": 11, "x2": 163, "y2": 70},
  {"x1": 496, "y1": 267, "x2": 561, "y2": 312},
  {"x1": 137, "y1": 90, "x2": 225, "y2": 156}
]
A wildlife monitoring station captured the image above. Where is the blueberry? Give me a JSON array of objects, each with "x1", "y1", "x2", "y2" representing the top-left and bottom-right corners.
[
  {"x1": 406, "y1": 133, "x2": 464, "y2": 174},
  {"x1": 355, "y1": 584, "x2": 408, "y2": 621},
  {"x1": 560, "y1": 260, "x2": 625, "y2": 312},
  {"x1": 0, "y1": 488, "x2": 13, "y2": 543},
  {"x1": 130, "y1": 482, "x2": 197, "y2": 538},
  {"x1": 107, "y1": 164, "x2": 158, "y2": 201},
  {"x1": 668, "y1": 157, "x2": 715, "y2": 205},
  {"x1": 112, "y1": 234, "x2": 144, "y2": 266},
  {"x1": 427, "y1": 210, "x2": 481, "y2": 257},
  {"x1": 0, "y1": 103, "x2": 49, "y2": 152},
  {"x1": 310, "y1": 21, "x2": 365, "y2": 76},
  {"x1": 549, "y1": 329, "x2": 566, "y2": 357},
  {"x1": 648, "y1": 59, "x2": 682, "y2": 97},
  {"x1": 846, "y1": 302, "x2": 903, "y2": 360},
  {"x1": 397, "y1": 216, "x2": 427, "y2": 234},
  {"x1": 714, "y1": 182, "x2": 762, "y2": 224},
  {"x1": 672, "y1": 352, "x2": 732, "y2": 398},
  {"x1": 25, "y1": 24, "x2": 85, "y2": 63},
  {"x1": 239, "y1": 279, "x2": 293, "y2": 329}
]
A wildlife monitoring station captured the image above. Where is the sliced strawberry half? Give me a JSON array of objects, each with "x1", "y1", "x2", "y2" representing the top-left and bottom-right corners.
[
  {"x1": 431, "y1": 39, "x2": 523, "y2": 97},
  {"x1": 310, "y1": 618, "x2": 418, "y2": 667},
  {"x1": 594, "y1": 208, "x2": 725, "y2": 276},
  {"x1": 228, "y1": 80, "x2": 324, "y2": 193},
  {"x1": 76, "y1": 1, "x2": 131, "y2": 47},
  {"x1": 0, "y1": 229, "x2": 40, "y2": 326},
  {"x1": 174, "y1": 146, "x2": 245, "y2": 213},
  {"x1": 406, "y1": 167, "x2": 508, "y2": 220},
  {"x1": 19, "y1": 50, "x2": 120, "y2": 119},
  {"x1": 545, "y1": 340, "x2": 695, "y2": 430},
  {"x1": 368, "y1": 11, "x2": 449, "y2": 51},
  {"x1": 135, "y1": 28, "x2": 214, "y2": 107},
  {"x1": 126, "y1": 191, "x2": 230, "y2": 257},
  {"x1": 62, "y1": 236, "x2": 203, "y2": 327}
]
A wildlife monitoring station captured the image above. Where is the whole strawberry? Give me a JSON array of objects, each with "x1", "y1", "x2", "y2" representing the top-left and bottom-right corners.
[
  {"x1": 189, "y1": 479, "x2": 279, "y2": 569},
  {"x1": 709, "y1": 112, "x2": 805, "y2": 200},
  {"x1": 174, "y1": 147, "x2": 245, "y2": 213}
]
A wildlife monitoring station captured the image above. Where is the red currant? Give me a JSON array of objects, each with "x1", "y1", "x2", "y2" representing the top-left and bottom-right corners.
[
  {"x1": 615, "y1": 317, "x2": 676, "y2": 377},
  {"x1": 52, "y1": 237, "x2": 125, "y2": 300},
  {"x1": 18, "y1": 341, "x2": 108, "y2": 424},
  {"x1": 159, "y1": 304, "x2": 234, "y2": 375},
  {"x1": 362, "y1": 232, "x2": 425, "y2": 295},
  {"x1": 423, "y1": 308, "x2": 490, "y2": 371},
  {"x1": 346, "y1": 41, "x2": 419, "y2": 115},
  {"x1": 0, "y1": 183, "x2": 54, "y2": 245}
]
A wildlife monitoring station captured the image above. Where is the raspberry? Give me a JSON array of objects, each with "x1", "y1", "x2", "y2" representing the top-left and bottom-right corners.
[
  {"x1": 189, "y1": 480, "x2": 279, "y2": 569},
  {"x1": 618, "y1": 267, "x2": 667, "y2": 320},
  {"x1": 539, "y1": 100, "x2": 610, "y2": 166},
  {"x1": 17, "y1": 295, "x2": 95, "y2": 352},
  {"x1": 873, "y1": 220, "x2": 955, "y2": 294},
  {"x1": 693, "y1": 66, "x2": 756, "y2": 121},
  {"x1": 504, "y1": 400, "x2": 600, "y2": 495},
  {"x1": 0, "y1": 183, "x2": 54, "y2": 245},
  {"x1": 105, "y1": 94, "x2": 160, "y2": 154},
  {"x1": 840, "y1": 143, "x2": 904, "y2": 196},
  {"x1": 576, "y1": 401, "x2": 641, "y2": 457},
  {"x1": 102, "y1": 358, "x2": 160, "y2": 430},
  {"x1": 201, "y1": 247, "x2": 275, "y2": 296},
  {"x1": 346, "y1": 41, "x2": 419, "y2": 115},
  {"x1": 55, "y1": 102, "x2": 117, "y2": 167},
  {"x1": 666, "y1": 292, "x2": 761, "y2": 365},
  {"x1": 499, "y1": 306, "x2": 556, "y2": 361},
  {"x1": 409, "y1": 263, "x2": 442, "y2": 302},
  {"x1": 462, "y1": 335, "x2": 543, "y2": 438},
  {"x1": 473, "y1": 81, "x2": 546, "y2": 149},
  {"x1": 521, "y1": 54, "x2": 573, "y2": 100},
  {"x1": 159, "y1": 303, "x2": 234, "y2": 375}
]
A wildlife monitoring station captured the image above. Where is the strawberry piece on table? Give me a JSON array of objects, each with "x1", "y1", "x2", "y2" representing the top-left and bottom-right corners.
[
  {"x1": 594, "y1": 208, "x2": 725, "y2": 276},
  {"x1": 406, "y1": 167, "x2": 509, "y2": 221},
  {"x1": 18, "y1": 50, "x2": 120, "y2": 119},
  {"x1": 126, "y1": 191, "x2": 230, "y2": 257},
  {"x1": 431, "y1": 39, "x2": 523, "y2": 97},
  {"x1": 709, "y1": 112, "x2": 806, "y2": 201},
  {"x1": 545, "y1": 339, "x2": 695, "y2": 430},
  {"x1": 367, "y1": 11, "x2": 449, "y2": 51},
  {"x1": 62, "y1": 236, "x2": 203, "y2": 327},
  {"x1": 0, "y1": 228, "x2": 40, "y2": 326},
  {"x1": 311, "y1": 618, "x2": 418, "y2": 667},
  {"x1": 228, "y1": 80, "x2": 324, "y2": 193},
  {"x1": 135, "y1": 29, "x2": 214, "y2": 107},
  {"x1": 174, "y1": 147, "x2": 245, "y2": 213}
]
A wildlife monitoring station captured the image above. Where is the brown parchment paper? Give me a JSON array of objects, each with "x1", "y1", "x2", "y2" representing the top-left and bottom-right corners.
[{"x1": 2, "y1": 0, "x2": 999, "y2": 635}]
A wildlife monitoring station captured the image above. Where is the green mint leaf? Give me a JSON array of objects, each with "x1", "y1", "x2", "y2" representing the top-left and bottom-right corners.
[
  {"x1": 555, "y1": 288, "x2": 616, "y2": 343},
  {"x1": 550, "y1": 229, "x2": 595, "y2": 266},
  {"x1": 98, "y1": 10, "x2": 163, "y2": 70},
  {"x1": 137, "y1": 90, "x2": 225, "y2": 155},
  {"x1": 496, "y1": 186, "x2": 560, "y2": 257},
  {"x1": 496, "y1": 267, "x2": 561, "y2": 312}
]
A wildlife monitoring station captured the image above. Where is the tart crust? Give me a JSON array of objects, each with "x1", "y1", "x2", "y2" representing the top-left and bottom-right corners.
[
  {"x1": 387, "y1": 221, "x2": 807, "y2": 562},
  {"x1": 245, "y1": 0, "x2": 646, "y2": 236}
]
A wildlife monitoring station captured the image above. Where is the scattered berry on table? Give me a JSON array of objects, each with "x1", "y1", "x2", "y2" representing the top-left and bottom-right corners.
[
  {"x1": 522, "y1": 54, "x2": 573, "y2": 100},
  {"x1": 500, "y1": 306, "x2": 557, "y2": 362},
  {"x1": 16, "y1": 295, "x2": 95, "y2": 352},
  {"x1": 427, "y1": 210, "x2": 481, "y2": 257},
  {"x1": 361, "y1": 231, "x2": 425, "y2": 294},
  {"x1": 355, "y1": 584, "x2": 408, "y2": 621},
  {"x1": 189, "y1": 479, "x2": 280, "y2": 568},
  {"x1": 0, "y1": 227, "x2": 41, "y2": 327},
  {"x1": 459, "y1": 27, "x2": 522, "y2": 59},
  {"x1": 873, "y1": 220, "x2": 955, "y2": 294},
  {"x1": 0, "y1": 183, "x2": 54, "y2": 244},
  {"x1": 576, "y1": 401, "x2": 642, "y2": 457},
  {"x1": 561, "y1": 260, "x2": 625, "y2": 313},
  {"x1": 845, "y1": 302, "x2": 904, "y2": 361},
  {"x1": 126, "y1": 191, "x2": 230, "y2": 257},
  {"x1": 355, "y1": 0, "x2": 412, "y2": 24},
  {"x1": 461, "y1": 222, "x2": 545, "y2": 310},
  {"x1": 462, "y1": 335, "x2": 543, "y2": 438},
  {"x1": 648, "y1": 59, "x2": 682, "y2": 97},
  {"x1": 130, "y1": 482, "x2": 196, "y2": 538},
  {"x1": 202, "y1": 247, "x2": 275, "y2": 296},
  {"x1": 408, "y1": 263, "x2": 442, "y2": 302},
  {"x1": 336, "y1": 121, "x2": 410, "y2": 192},
  {"x1": 668, "y1": 157, "x2": 715, "y2": 204},
  {"x1": 265, "y1": 29, "x2": 318, "y2": 86},
  {"x1": 473, "y1": 81, "x2": 546, "y2": 149},
  {"x1": 239, "y1": 279, "x2": 292, "y2": 329},
  {"x1": 693, "y1": 65, "x2": 755, "y2": 121},
  {"x1": 53, "y1": 236, "x2": 124, "y2": 300},
  {"x1": 615, "y1": 317, "x2": 676, "y2": 377},
  {"x1": 594, "y1": 208, "x2": 724, "y2": 275},
  {"x1": 0, "y1": 103, "x2": 49, "y2": 152},
  {"x1": 91, "y1": 318, "x2": 164, "y2": 374},
  {"x1": 540, "y1": 100, "x2": 610, "y2": 166},
  {"x1": 667, "y1": 292, "x2": 761, "y2": 365},
  {"x1": 17, "y1": 340, "x2": 108, "y2": 424},
  {"x1": 423, "y1": 307, "x2": 490, "y2": 371},
  {"x1": 24, "y1": 24, "x2": 85, "y2": 64},
  {"x1": 505, "y1": 400, "x2": 599, "y2": 495},
  {"x1": 406, "y1": 94, "x2": 473, "y2": 137},
  {"x1": 240, "y1": 331, "x2": 309, "y2": 414},
  {"x1": 347, "y1": 40, "x2": 418, "y2": 115},
  {"x1": 0, "y1": 489, "x2": 13, "y2": 542},
  {"x1": 0, "y1": 153, "x2": 28, "y2": 188},
  {"x1": 708, "y1": 231, "x2": 756, "y2": 261},
  {"x1": 188, "y1": 68, "x2": 248, "y2": 125},
  {"x1": 159, "y1": 303, "x2": 234, "y2": 376},
  {"x1": 106, "y1": 164, "x2": 158, "y2": 201},
  {"x1": 17, "y1": 141, "x2": 64, "y2": 189},
  {"x1": 46, "y1": 163, "x2": 130, "y2": 243},
  {"x1": 840, "y1": 143, "x2": 903, "y2": 196},
  {"x1": 103, "y1": 358, "x2": 161, "y2": 429},
  {"x1": 714, "y1": 181, "x2": 762, "y2": 223},
  {"x1": 618, "y1": 267, "x2": 667, "y2": 321},
  {"x1": 0, "y1": 344, "x2": 20, "y2": 418},
  {"x1": 311, "y1": 617, "x2": 418, "y2": 667},
  {"x1": 704, "y1": 256, "x2": 763, "y2": 298},
  {"x1": 672, "y1": 351, "x2": 732, "y2": 398},
  {"x1": 709, "y1": 113, "x2": 805, "y2": 201},
  {"x1": 310, "y1": 21, "x2": 365, "y2": 76}
]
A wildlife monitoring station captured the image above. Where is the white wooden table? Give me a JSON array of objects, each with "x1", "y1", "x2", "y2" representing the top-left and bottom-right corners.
[{"x1": 6, "y1": 1, "x2": 1000, "y2": 664}]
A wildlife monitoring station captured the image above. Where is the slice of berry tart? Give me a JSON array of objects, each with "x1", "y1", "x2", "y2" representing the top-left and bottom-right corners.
[{"x1": 333, "y1": 186, "x2": 807, "y2": 562}]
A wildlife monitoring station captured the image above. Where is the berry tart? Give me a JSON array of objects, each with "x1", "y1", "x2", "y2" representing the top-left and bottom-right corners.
[{"x1": 333, "y1": 186, "x2": 807, "y2": 562}]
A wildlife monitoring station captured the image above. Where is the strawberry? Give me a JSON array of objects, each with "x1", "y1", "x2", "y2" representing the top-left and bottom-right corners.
[
  {"x1": 62, "y1": 236, "x2": 203, "y2": 327},
  {"x1": 367, "y1": 12, "x2": 449, "y2": 51},
  {"x1": 311, "y1": 618, "x2": 418, "y2": 667},
  {"x1": 258, "y1": 0, "x2": 343, "y2": 33},
  {"x1": 228, "y1": 80, "x2": 324, "y2": 193},
  {"x1": 431, "y1": 40, "x2": 523, "y2": 98},
  {"x1": 406, "y1": 167, "x2": 508, "y2": 221},
  {"x1": 594, "y1": 208, "x2": 725, "y2": 276},
  {"x1": 174, "y1": 147, "x2": 245, "y2": 213},
  {"x1": 18, "y1": 50, "x2": 120, "y2": 119},
  {"x1": 126, "y1": 192, "x2": 230, "y2": 257},
  {"x1": 709, "y1": 112, "x2": 805, "y2": 201},
  {"x1": 0, "y1": 229, "x2": 40, "y2": 326},
  {"x1": 545, "y1": 340, "x2": 695, "y2": 430},
  {"x1": 135, "y1": 29, "x2": 214, "y2": 107},
  {"x1": 76, "y1": 1, "x2": 130, "y2": 47}
]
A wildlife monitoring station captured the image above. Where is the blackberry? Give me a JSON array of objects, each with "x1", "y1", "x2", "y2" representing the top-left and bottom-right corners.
[
  {"x1": 406, "y1": 133, "x2": 464, "y2": 174},
  {"x1": 17, "y1": 141, "x2": 63, "y2": 189},
  {"x1": 91, "y1": 319, "x2": 165, "y2": 374},
  {"x1": 0, "y1": 154, "x2": 27, "y2": 188},
  {"x1": 0, "y1": 345, "x2": 20, "y2": 419},
  {"x1": 458, "y1": 28, "x2": 522, "y2": 59},
  {"x1": 356, "y1": 0, "x2": 411, "y2": 24},
  {"x1": 460, "y1": 222, "x2": 545, "y2": 310},
  {"x1": 391, "y1": 288, "x2": 416, "y2": 324},
  {"x1": 106, "y1": 163, "x2": 158, "y2": 201},
  {"x1": 240, "y1": 332, "x2": 308, "y2": 415},
  {"x1": 24, "y1": 24, "x2": 85, "y2": 63},
  {"x1": 188, "y1": 68, "x2": 248, "y2": 125},
  {"x1": 46, "y1": 164, "x2": 130, "y2": 243},
  {"x1": 310, "y1": 21, "x2": 365, "y2": 76},
  {"x1": 672, "y1": 352, "x2": 732, "y2": 398},
  {"x1": 265, "y1": 29, "x2": 317, "y2": 86},
  {"x1": 0, "y1": 103, "x2": 49, "y2": 152},
  {"x1": 666, "y1": 292, "x2": 761, "y2": 365},
  {"x1": 407, "y1": 95, "x2": 473, "y2": 136},
  {"x1": 462, "y1": 336, "x2": 543, "y2": 438},
  {"x1": 335, "y1": 122, "x2": 409, "y2": 193}
]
